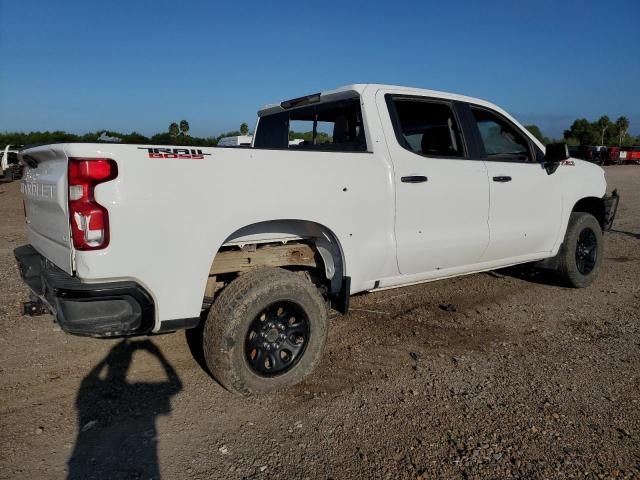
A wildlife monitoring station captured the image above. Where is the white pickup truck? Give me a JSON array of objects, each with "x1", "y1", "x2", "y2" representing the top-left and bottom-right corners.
[{"x1": 15, "y1": 84, "x2": 619, "y2": 395}]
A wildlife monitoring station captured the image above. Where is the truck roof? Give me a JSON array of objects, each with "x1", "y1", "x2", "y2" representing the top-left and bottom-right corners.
[{"x1": 258, "y1": 84, "x2": 501, "y2": 117}]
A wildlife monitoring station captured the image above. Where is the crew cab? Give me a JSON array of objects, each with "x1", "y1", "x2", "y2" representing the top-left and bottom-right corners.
[{"x1": 15, "y1": 84, "x2": 619, "y2": 395}]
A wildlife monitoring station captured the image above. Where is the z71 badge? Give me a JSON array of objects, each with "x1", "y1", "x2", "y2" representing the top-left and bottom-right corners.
[{"x1": 138, "y1": 147, "x2": 211, "y2": 159}]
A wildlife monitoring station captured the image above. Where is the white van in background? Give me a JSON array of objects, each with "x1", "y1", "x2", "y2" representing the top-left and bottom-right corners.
[{"x1": 217, "y1": 135, "x2": 253, "y2": 147}]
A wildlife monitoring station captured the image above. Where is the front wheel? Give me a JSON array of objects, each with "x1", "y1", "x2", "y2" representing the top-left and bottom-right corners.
[
  {"x1": 555, "y1": 212, "x2": 603, "y2": 288},
  {"x1": 202, "y1": 267, "x2": 328, "y2": 395}
]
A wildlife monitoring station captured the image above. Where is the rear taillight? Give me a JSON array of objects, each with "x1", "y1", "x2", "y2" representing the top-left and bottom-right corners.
[{"x1": 68, "y1": 158, "x2": 118, "y2": 250}]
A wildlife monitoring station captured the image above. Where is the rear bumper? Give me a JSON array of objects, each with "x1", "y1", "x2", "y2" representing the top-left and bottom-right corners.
[{"x1": 14, "y1": 244, "x2": 155, "y2": 337}]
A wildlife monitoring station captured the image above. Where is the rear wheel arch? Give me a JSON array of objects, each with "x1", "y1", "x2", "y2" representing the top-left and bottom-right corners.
[
  {"x1": 204, "y1": 219, "x2": 348, "y2": 309},
  {"x1": 222, "y1": 219, "x2": 345, "y2": 280}
]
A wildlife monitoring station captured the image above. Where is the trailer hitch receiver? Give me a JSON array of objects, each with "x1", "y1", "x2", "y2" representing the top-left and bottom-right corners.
[{"x1": 22, "y1": 298, "x2": 49, "y2": 316}]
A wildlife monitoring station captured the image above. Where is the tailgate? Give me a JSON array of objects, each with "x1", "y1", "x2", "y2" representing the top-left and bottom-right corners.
[{"x1": 20, "y1": 145, "x2": 73, "y2": 274}]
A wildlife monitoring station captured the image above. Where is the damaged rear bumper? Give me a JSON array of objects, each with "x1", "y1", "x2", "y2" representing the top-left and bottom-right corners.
[{"x1": 14, "y1": 244, "x2": 155, "y2": 337}]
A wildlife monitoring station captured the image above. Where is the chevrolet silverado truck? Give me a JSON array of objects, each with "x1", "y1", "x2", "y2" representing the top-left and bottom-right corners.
[{"x1": 15, "y1": 84, "x2": 619, "y2": 395}]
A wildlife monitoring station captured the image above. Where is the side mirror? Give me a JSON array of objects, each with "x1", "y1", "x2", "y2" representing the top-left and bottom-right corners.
[{"x1": 543, "y1": 142, "x2": 569, "y2": 174}]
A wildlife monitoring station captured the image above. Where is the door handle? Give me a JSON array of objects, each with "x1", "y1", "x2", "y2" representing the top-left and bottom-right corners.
[
  {"x1": 401, "y1": 175, "x2": 428, "y2": 183},
  {"x1": 492, "y1": 176, "x2": 512, "y2": 182}
]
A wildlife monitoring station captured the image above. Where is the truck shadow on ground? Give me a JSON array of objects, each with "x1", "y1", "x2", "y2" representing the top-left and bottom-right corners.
[
  {"x1": 497, "y1": 265, "x2": 568, "y2": 287},
  {"x1": 610, "y1": 229, "x2": 640, "y2": 240},
  {"x1": 184, "y1": 313, "x2": 214, "y2": 379},
  {"x1": 67, "y1": 339, "x2": 182, "y2": 480}
]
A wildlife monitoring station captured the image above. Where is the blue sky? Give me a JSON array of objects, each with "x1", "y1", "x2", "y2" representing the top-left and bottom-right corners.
[{"x1": 0, "y1": 0, "x2": 638, "y2": 138}]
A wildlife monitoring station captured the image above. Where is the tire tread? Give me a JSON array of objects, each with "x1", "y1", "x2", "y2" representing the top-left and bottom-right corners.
[{"x1": 203, "y1": 267, "x2": 327, "y2": 395}]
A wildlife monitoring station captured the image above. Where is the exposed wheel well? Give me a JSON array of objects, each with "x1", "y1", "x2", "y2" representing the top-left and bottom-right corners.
[
  {"x1": 572, "y1": 197, "x2": 605, "y2": 230},
  {"x1": 204, "y1": 220, "x2": 348, "y2": 313}
]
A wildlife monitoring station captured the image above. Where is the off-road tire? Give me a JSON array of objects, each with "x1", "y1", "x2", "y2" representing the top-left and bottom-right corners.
[
  {"x1": 202, "y1": 267, "x2": 328, "y2": 395},
  {"x1": 556, "y1": 212, "x2": 603, "y2": 288}
]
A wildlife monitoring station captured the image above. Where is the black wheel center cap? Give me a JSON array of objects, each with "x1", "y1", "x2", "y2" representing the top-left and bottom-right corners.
[
  {"x1": 246, "y1": 301, "x2": 311, "y2": 376},
  {"x1": 265, "y1": 328, "x2": 279, "y2": 343}
]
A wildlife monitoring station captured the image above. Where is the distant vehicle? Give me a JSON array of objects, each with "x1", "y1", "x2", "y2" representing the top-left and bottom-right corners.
[
  {"x1": 97, "y1": 132, "x2": 122, "y2": 143},
  {"x1": 217, "y1": 136, "x2": 305, "y2": 148},
  {"x1": 607, "y1": 146, "x2": 621, "y2": 164},
  {"x1": 592, "y1": 146, "x2": 608, "y2": 164},
  {"x1": 217, "y1": 135, "x2": 253, "y2": 147},
  {"x1": 619, "y1": 145, "x2": 640, "y2": 164},
  {"x1": 1, "y1": 145, "x2": 24, "y2": 180},
  {"x1": 567, "y1": 145, "x2": 581, "y2": 158},
  {"x1": 568, "y1": 145, "x2": 606, "y2": 165},
  {"x1": 568, "y1": 145, "x2": 591, "y2": 161}
]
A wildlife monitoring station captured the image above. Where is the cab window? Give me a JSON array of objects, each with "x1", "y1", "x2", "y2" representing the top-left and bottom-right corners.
[
  {"x1": 254, "y1": 98, "x2": 367, "y2": 152},
  {"x1": 387, "y1": 96, "x2": 465, "y2": 158},
  {"x1": 471, "y1": 107, "x2": 533, "y2": 162}
]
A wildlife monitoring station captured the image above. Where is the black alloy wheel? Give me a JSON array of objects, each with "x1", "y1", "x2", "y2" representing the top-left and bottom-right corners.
[
  {"x1": 550, "y1": 212, "x2": 603, "y2": 288},
  {"x1": 575, "y1": 227, "x2": 598, "y2": 275},
  {"x1": 202, "y1": 267, "x2": 328, "y2": 395},
  {"x1": 245, "y1": 301, "x2": 310, "y2": 376}
]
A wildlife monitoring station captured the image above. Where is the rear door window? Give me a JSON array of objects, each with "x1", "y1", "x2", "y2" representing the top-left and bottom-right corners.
[{"x1": 387, "y1": 96, "x2": 465, "y2": 158}]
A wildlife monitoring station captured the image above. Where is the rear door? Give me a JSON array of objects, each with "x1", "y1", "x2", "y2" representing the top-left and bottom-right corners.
[
  {"x1": 461, "y1": 104, "x2": 562, "y2": 262},
  {"x1": 378, "y1": 92, "x2": 490, "y2": 275},
  {"x1": 20, "y1": 145, "x2": 73, "y2": 273}
]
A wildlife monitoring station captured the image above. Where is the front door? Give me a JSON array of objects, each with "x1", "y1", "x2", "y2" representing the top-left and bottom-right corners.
[
  {"x1": 464, "y1": 104, "x2": 562, "y2": 262},
  {"x1": 378, "y1": 92, "x2": 490, "y2": 275}
]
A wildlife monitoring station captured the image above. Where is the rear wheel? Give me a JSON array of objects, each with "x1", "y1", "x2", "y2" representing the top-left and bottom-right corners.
[
  {"x1": 555, "y1": 212, "x2": 603, "y2": 288},
  {"x1": 202, "y1": 267, "x2": 328, "y2": 395}
]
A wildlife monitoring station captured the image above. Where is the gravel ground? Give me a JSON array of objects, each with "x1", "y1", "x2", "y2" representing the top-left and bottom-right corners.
[{"x1": 0, "y1": 166, "x2": 639, "y2": 480}]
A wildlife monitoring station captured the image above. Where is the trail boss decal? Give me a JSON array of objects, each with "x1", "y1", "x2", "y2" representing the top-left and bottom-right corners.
[{"x1": 138, "y1": 147, "x2": 211, "y2": 159}]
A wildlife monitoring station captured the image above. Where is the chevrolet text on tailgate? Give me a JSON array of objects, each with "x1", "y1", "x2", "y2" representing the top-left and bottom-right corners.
[{"x1": 15, "y1": 84, "x2": 619, "y2": 395}]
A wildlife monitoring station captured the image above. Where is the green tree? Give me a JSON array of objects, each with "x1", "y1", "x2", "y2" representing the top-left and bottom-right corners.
[
  {"x1": 240, "y1": 122, "x2": 249, "y2": 136},
  {"x1": 524, "y1": 125, "x2": 548, "y2": 144},
  {"x1": 168, "y1": 122, "x2": 179, "y2": 138},
  {"x1": 564, "y1": 118, "x2": 598, "y2": 146},
  {"x1": 179, "y1": 120, "x2": 190, "y2": 136},
  {"x1": 615, "y1": 116, "x2": 630, "y2": 147},
  {"x1": 289, "y1": 130, "x2": 331, "y2": 144}
]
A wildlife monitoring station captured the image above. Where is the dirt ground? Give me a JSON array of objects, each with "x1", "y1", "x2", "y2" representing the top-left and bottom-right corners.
[{"x1": 0, "y1": 166, "x2": 638, "y2": 480}]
